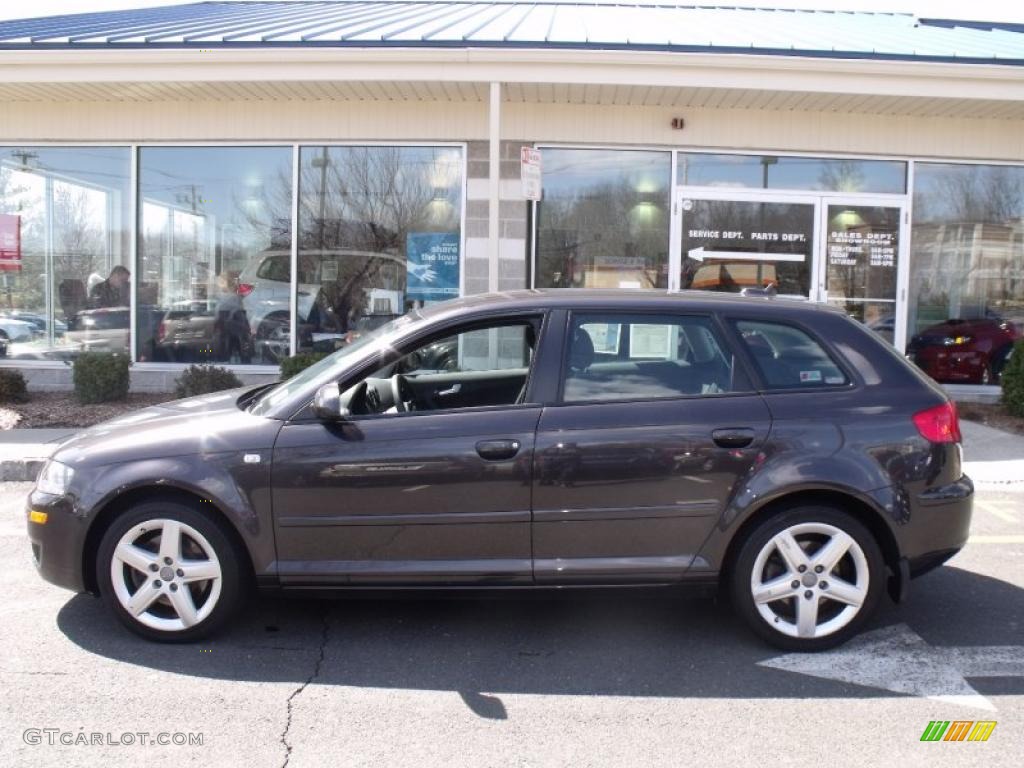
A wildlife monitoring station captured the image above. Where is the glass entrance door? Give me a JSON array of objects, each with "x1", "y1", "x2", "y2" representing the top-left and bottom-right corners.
[
  {"x1": 818, "y1": 201, "x2": 905, "y2": 347},
  {"x1": 672, "y1": 190, "x2": 908, "y2": 348},
  {"x1": 676, "y1": 192, "x2": 818, "y2": 298}
]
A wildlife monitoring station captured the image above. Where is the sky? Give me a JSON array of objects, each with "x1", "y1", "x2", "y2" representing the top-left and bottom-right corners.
[{"x1": 0, "y1": 0, "x2": 1021, "y2": 24}]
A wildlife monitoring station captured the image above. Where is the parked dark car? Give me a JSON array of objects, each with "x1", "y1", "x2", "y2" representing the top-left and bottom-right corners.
[
  {"x1": 0, "y1": 310, "x2": 67, "y2": 338},
  {"x1": 27, "y1": 290, "x2": 973, "y2": 651},
  {"x1": 907, "y1": 316, "x2": 1020, "y2": 385}
]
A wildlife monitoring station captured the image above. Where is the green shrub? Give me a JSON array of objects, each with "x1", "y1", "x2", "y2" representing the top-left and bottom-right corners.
[
  {"x1": 0, "y1": 369, "x2": 28, "y2": 403},
  {"x1": 1002, "y1": 339, "x2": 1024, "y2": 418},
  {"x1": 280, "y1": 352, "x2": 326, "y2": 380},
  {"x1": 73, "y1": 352, "x2": 130, "y2": 404},
  {"x1": 174, "y1": 365, "x2": 243, "y2": 398}
]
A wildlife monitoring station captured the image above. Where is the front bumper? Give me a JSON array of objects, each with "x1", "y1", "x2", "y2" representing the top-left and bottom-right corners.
[
  {"x1": 909, "y1": 349, "x2": 985, "y2": 384},
  {"x1": 26, "y1": 489, "x2": 89, "y2": 593}
]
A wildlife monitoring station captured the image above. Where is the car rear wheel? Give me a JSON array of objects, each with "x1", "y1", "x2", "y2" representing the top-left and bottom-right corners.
[
  {"x1": 97, "y1": 500, "x2": 246, "y2": 642},
  {"x1": 731, "y1": 505, "x2": 884, "y2": 651}
]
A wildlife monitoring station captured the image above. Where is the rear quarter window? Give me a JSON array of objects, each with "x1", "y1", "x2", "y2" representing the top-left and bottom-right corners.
[
  {"x1": 733, "y1": 319, "x2": 849, "y2": 389},
  {"x1": 256, "y1": 255, "x2": 290, "y2": 282}
]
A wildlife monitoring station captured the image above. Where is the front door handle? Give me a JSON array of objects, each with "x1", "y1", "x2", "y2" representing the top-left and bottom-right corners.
[
  {"x1": 476, "y1": 439, "x2": 521, "y2": 461},
  {"x1": 436, "y1": 383, "x2": 462, "y2": 397},
  {"x1": 712, "y1": 428, "x2": 755, "y2": 449}
]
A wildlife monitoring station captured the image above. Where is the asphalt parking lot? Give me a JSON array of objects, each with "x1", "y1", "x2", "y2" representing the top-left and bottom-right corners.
[{"x1": 0, "y1": 482, "x2": 1021, "y2": 768}]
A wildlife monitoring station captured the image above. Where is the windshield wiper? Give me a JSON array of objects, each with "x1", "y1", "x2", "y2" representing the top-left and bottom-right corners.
[{"x1": 238, "y1": 382, "x2": 278, "y2": 411}]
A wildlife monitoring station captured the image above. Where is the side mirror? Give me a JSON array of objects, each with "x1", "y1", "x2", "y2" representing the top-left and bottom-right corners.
[{"x1": 312, "y1": 382, "x2": 349, "y2": 421}]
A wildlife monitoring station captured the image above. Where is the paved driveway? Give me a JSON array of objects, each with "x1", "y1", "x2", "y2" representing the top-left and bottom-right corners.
[{"x1": 0, "y1": 482, "x2": 1021, "y2": 768}]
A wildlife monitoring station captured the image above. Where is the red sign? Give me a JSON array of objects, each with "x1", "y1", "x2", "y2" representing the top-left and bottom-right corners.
[{"x1": 0, "y1": 213, "x2": 21, "y2": 272}]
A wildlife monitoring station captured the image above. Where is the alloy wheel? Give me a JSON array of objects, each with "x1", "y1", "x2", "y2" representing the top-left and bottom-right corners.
[
  {"x1": 749, "y1": 522, "x2": 869, "y2": 639},
  {"x1": 109, "y1": 518, "x2": 223, "y2": 632}
]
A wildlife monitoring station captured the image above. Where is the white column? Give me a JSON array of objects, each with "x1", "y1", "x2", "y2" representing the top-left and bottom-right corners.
[{"x1": 488, "y1": 81, "x2": 501, "y2": 293}]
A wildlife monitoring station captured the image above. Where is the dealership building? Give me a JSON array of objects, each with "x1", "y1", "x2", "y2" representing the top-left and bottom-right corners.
[{"x1": 0, "y1": 1, "x2": 1022, "y2": 393}]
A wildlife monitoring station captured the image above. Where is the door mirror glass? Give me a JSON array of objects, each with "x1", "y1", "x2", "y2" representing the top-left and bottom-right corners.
[{"x1": 312, "y1": 382, "x2": 348, "y2": 420}]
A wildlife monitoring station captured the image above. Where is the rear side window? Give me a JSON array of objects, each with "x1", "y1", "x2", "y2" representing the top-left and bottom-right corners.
[
  {"x1": 734, "y1": 319, "x2": 848, "y2": 389},
  {"x1": 562, "y1": 313, "x2": 744, "y2": 402},
  {"x1": 256, "y1": 255, "x2": 289, "y2": 282}
]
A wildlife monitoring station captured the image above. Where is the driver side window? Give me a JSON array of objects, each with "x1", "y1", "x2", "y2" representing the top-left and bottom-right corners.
[{"x1": 344, "y1": 319, "x2": 540, "y2": 416}]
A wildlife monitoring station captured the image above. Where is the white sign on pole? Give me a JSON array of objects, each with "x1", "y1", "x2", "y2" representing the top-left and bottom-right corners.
[{"x1": 520, "y1": 147, "x2": 542, "y2": 201}]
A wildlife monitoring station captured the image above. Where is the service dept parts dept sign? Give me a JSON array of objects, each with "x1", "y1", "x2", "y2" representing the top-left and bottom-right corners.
[
  {"x1": 521, "y1": 147, "x2": 542, "y2": 201},
  {"x1": 406, "y1": 232, "x2": 460, "y2": 301}
]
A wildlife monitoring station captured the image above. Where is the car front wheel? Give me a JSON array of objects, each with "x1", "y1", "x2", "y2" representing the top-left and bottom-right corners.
[
  {"x1": 731, "y1": 506, "x2": 884, "y2": 651},
  {"x1": 97, "y1": 500, "x2": 246, "y2": 642}
]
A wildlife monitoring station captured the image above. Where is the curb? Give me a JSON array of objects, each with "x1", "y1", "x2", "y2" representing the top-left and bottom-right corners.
[{"x1": 0, "y1": 459, "x2": 45, "y2": 483}]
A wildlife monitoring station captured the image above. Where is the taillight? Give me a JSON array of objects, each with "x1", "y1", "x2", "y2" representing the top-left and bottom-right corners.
[
  {"x1": 236, "y1": 283, "x2": 254, "y2": 297},
  {"x1": 912, "y1": 402, "x2": 961, "y2": 443},
  {"x1": 156, "y1": 321, "x2": 166, "y2": 342}
]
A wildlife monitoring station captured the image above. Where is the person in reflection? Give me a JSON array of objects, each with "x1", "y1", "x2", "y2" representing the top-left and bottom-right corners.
[
  {"x1": 213, "y1": 271, "x2": 252, "y2": 364},
  {"x1": 89, "y1": 266, "x2": 130, "y2": 308}
]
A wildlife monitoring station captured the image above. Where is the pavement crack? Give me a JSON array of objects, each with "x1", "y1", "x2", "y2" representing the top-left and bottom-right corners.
[{"x1": 280, "y1": 612, "x2": 330, "y2": 768}]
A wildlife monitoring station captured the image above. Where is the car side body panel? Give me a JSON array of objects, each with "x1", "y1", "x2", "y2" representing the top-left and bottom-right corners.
[{"x1": 25, "y1": 290, "x2": 972, "y2": 615}]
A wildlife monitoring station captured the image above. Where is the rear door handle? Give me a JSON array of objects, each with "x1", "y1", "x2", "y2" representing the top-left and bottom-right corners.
[
  {"x1": 476, "y1": 439, "x2": 521, "y2": 461},
  {"x1": 712, "y1": 428, "x2": 755, "y2": 449}
]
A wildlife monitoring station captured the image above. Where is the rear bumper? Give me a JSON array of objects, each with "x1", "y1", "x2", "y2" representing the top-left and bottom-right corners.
[
  {"x1": 880, "y1": 475, "x2": 972, "y2": 602},
  {"x1": 905, "y1": 475, "x2": 973, "y2": 572}
]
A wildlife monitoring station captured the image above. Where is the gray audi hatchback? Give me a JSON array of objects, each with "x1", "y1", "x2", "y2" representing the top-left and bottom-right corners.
[{"x1": 27, "y1": 290, "x2": 973, "y2": 650}]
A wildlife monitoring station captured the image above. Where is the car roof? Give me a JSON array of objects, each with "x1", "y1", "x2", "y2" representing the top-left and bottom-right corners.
[{"x1": 419, "y1": 289, "x2": 841, "y2": 320}]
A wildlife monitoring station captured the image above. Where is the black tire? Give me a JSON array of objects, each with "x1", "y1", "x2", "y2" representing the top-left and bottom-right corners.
[
  {"x1": 96, "y1": 499, "x2": 247, "y2": 642},
  {"x1": 730, "y1": 505, "x2": 885, "y2": 652}
]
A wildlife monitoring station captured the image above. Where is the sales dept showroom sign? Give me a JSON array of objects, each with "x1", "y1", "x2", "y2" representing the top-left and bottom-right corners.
[{"x1": 406, "y1": 232, "x2": 460, "y2": 301}]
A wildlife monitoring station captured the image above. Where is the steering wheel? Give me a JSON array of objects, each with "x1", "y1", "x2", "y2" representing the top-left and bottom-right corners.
[{"x1": 390, "y1": 373, "x2": 415, "y2": 412}]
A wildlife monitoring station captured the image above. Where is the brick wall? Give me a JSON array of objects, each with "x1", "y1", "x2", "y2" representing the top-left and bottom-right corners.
[{"x1": 464, "y1": 139, "x2": 530, "y2": 294}]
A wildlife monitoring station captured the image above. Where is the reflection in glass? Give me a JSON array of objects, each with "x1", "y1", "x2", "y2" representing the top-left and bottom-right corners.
[
  {"x1": 679, "y1": 199, "x2": 813, "y2": 295},
  {"x1": 297, "y1": 146, "x2": 463, "y2": 355},
  {"x1": 536, "y1": 149, "x2": 670, "y2": 289},
  {"x1": 678, "y1": 153, "x2": 906, "y2": 194},
  {"x1": 825, "y1": 205, "x2": 900, "y2": 344},
  {"x1": 0, "y1": 147, "x2": 130, "y2": 359},
  {"x1": 907, "y1": 163, "x2": 1024, "y2": 386},
  {"x1": 563, "y1": 313, "x2": 739, "y2": 401},
  {"x1": 137, "y1": 146, "x2": 293, "y2": 364}
]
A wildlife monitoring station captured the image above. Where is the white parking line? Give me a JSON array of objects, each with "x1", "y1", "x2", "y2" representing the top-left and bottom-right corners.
[
  {"x1": 976, "y1": 500, "x2": 1020, "y2": 524},
  {"x1": 969, "y1": 534, "x2": 1024, "y2": 544}
]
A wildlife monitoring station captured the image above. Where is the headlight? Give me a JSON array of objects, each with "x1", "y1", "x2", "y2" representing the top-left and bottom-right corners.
[
  {"x1": 942, "y1": 335, "x2": 972, "y2": 346},
  {"x1": 36, "y1": 460, "x2": 74, "y2": 496}
]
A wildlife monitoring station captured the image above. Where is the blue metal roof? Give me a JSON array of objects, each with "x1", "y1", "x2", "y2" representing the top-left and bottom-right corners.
[{"x1": 0, "y1": 1, "x2": 1022, "y2": 65}]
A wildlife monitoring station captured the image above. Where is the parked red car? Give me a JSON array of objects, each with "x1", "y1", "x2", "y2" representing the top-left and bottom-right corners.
[{"x1": 908, "y1": 316, "x2": 1020, "y2": 385}]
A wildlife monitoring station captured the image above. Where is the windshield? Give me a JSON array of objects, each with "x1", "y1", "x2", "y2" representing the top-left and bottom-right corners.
[{"x1": 248, "y1": 311, "x2": 421, "y2": 417}]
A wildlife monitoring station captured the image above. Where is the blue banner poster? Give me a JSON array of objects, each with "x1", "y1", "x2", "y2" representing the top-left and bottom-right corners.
[{"x1": 406, "y1": 232, "x2": 460, "y2": 301}]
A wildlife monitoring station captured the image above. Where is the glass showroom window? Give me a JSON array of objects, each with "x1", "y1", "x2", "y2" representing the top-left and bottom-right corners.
[
  {"x1": 677, "y1": 153, "x2": 907, "y2": 194},
  {"x1": 137, "y1": 146, "x2": 293, "y2": 364},
  {"x1": 0, "y1": 147, "x2": 130, "y2": 359},
  {"x1": 907, "y1": 163, "x2": 1024, "y2": 387},
  {"x1": 296, "y1": 145, "x2": 463, "y2": 355},
  {"x1": 536, "y1": 149, "x2": 671, "y2": 290}
]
